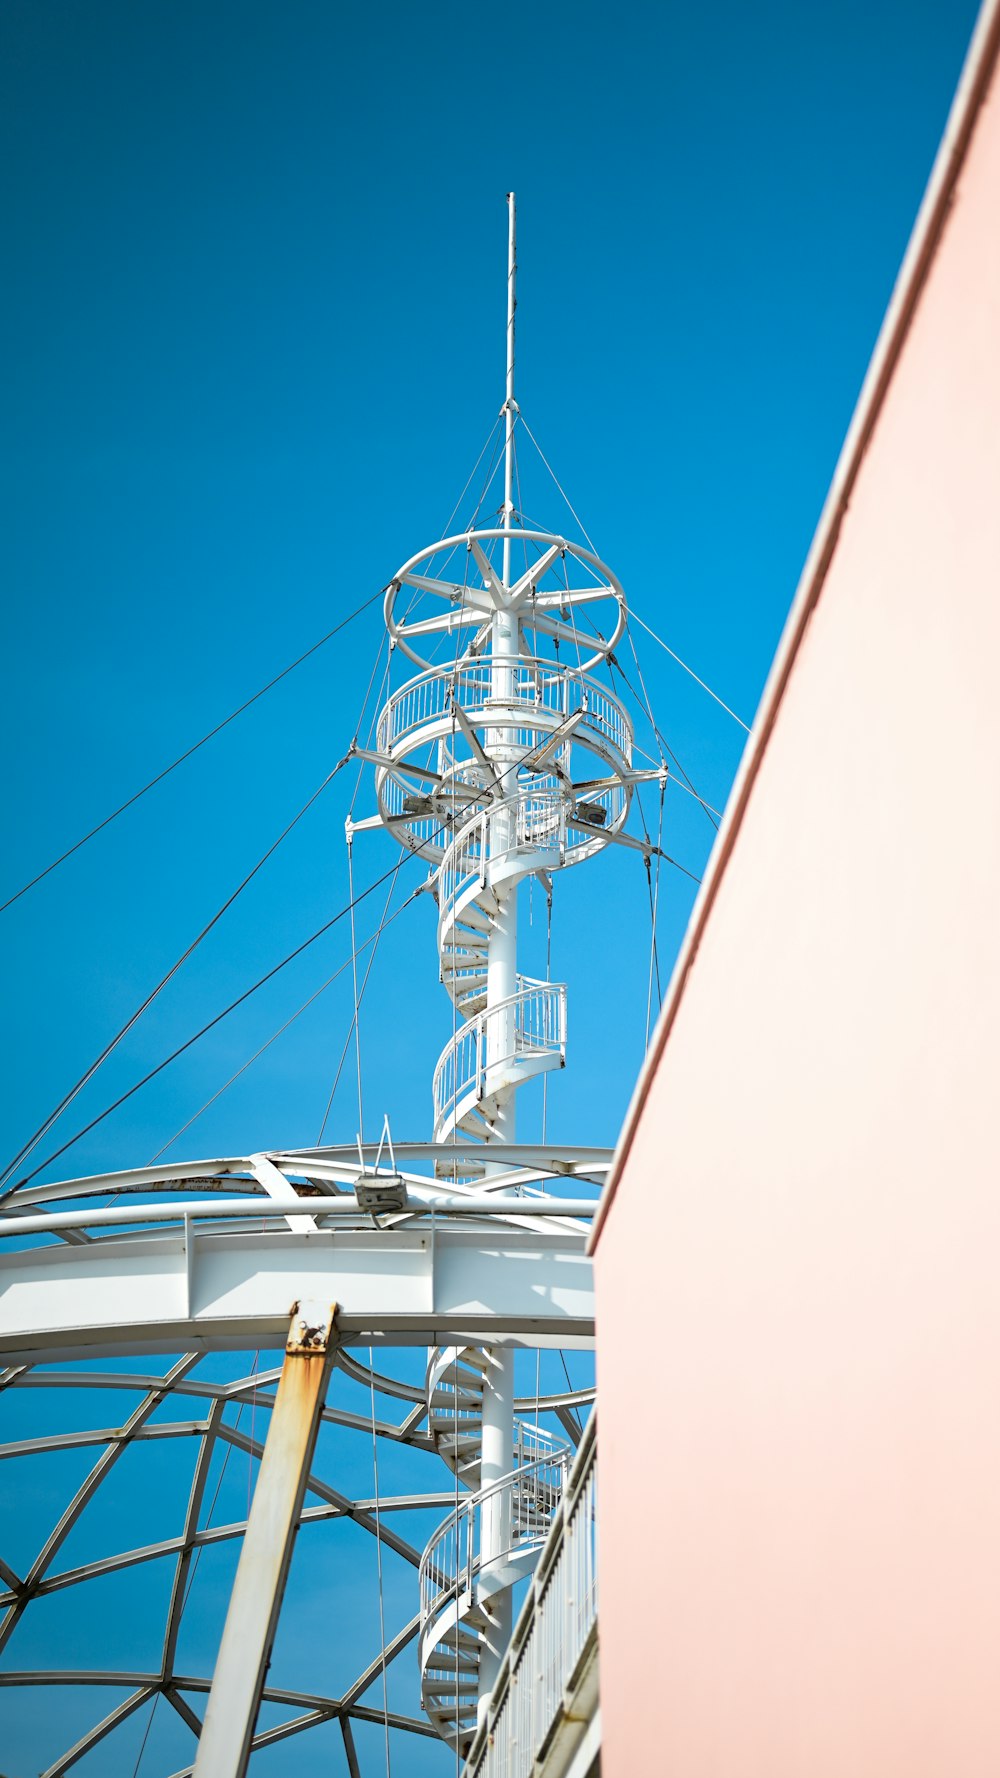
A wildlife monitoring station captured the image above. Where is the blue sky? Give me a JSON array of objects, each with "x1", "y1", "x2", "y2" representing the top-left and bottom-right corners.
[
  {"x1": 0, "y1": 0, "x2": 983, "y2": 1771},
  {"x1": 0, "y1": 0, "x2": 982, "y2": 1172}
]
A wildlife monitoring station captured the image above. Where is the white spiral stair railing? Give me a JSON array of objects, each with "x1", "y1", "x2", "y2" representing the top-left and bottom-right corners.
[
  {"x1": 430, "y1": 788, "x2": 609, "y2": 1144},
  {"x1": 419, "y1": 1347, "x2": 571, "y2": 1755},
  {"x1": 432, "y1": 977, "x2": 567, "y2": 1145},
  {"x1": 371, "y1": 656, "x2": 632, "y2": 866}
]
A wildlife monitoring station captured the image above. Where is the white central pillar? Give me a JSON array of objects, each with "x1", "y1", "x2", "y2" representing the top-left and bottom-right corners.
[
  {"x1": 476, "y1": 1343, "x2": 514, "y2": 1722},
  {"x1": 476, "y1": 191, "x2": 519, "y2": 1725},
  {"x1": 485, "y1": 552, "x2": 519, "y2": 1137}
]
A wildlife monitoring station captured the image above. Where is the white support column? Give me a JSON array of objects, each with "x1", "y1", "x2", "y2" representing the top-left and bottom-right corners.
[
  {"x1": 485, "y1": 864, "x2": 518, "y2": 1139},
  {"x1": 478, "y1": 192, "x2": 519, "y2": 1723},
  {"x1": 476, "y1": 1343, "x2": 514, "y2": 1722},
  {"x1": 192, "y1": 1301, "x2": 337, "y2": 1778},
  {"x1": 487, "y1": 188, "x2": 520, "y2": 1139}
]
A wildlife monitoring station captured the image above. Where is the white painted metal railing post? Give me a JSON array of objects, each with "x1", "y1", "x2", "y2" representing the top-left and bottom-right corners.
[{"x1": 463, "y1": 1422, "x2": 599, "y2": 1778}]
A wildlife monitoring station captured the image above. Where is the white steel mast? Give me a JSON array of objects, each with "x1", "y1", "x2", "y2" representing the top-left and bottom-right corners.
[{"x1": 477, "y1": 191, "x2": 519, "y2": 1715}]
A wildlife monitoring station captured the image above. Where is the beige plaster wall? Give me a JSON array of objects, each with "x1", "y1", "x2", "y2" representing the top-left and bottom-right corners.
[{"x1": 593, "y1": 24, "x2": 1000, "y2": 1778}]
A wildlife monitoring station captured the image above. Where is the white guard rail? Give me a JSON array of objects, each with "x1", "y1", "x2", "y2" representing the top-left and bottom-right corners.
[
  {"x1": 432, "y1": 979, "x2": 567, "y2": 1135},
  {"x1": 377, "y1": 659, "x2": 632, "y2": 764},
  {"x1": 419, "y1": 1436, "x2": 571, "y2": 1629},
  {"x1": 463, "y1": 1414, "x2": 598, "y2": 1778}
]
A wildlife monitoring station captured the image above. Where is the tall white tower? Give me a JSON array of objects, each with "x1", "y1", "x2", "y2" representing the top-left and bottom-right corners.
[{"x1": 353, "y1": 192, "x2": 639, "y2": 1749}]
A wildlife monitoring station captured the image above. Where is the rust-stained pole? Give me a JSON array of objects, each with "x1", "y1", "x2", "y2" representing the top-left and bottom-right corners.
[{"x1": 192, "y1": 1299, "x2": 338, "y2": 1778}]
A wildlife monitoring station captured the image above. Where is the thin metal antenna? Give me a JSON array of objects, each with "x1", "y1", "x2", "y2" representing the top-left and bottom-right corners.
[{"x1": 502, "y1": 191, "x2": 517, "y2": 589}]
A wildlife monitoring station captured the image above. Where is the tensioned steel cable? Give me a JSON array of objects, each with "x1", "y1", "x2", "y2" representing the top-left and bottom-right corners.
[
  {"x1": 153, "y1": 890, "x2": 418, "y2": 1162},
  {"x1": 440, "y1": 412, "x2": 505, "y2": 538},
  {"x1": 624, "y1": 620, "x2": 667, "y2": 770},
  {"x1": 512, "y1": 479, "x2": 719, "y2": 852},
  {"x1": 645, "y1": 781, "x2": 666, "y2": 1046},
  {"x1": 509, "y1": 408, "x2": 749, "y2": 748},
  {"x1": 517, "y1": 410, "x2": 599, "y2": 554},
  {"x1": 511, "y1": 425, "x2": 531, "y2": 582},
  {"x1": 347, "y1": 835, "x2": 366, "y2": 1142},
  {"x1": 316, "y1": 861, "x2": 412, "y2": 1145},
  {"x1": 129, "y1": 1693, "x2": 159, "y2": 1778},
  {"x1": 541, "y1": 887, "x2": 553, "y2": 1144},
  {"x1": 1, "y1": 849, "x2": 423, "y2": 1196},
  {"x1": 660, "y1": 774, "x2": 723, "y2": 819},
  {"x1": 606, "y1": 639, "x2": 678, "y2": 1000},
  {"x1": 9, "y1": 438, "x2": 497, "y2": 1187},
  {"x1": 520, "y1": 496, "x2": 748, "y2": 739},
  {"x1": 434, "y1": 412, "x2": 513, "y2": 598},
  {"x1": 560, "y1": 1351, "x2": 583, "y2": 1436},
  {"x1": 606, "y1": 647, "x2": 721, "y2": 836},
  {"x1": 516, "y1": 407, "x2": 749, "y2": 733},
  {"x1": 654, "y1": 733, "x2": 720, "y2": 836},
  {"x1": 466, "y1": 418, "x2": 510, "y2": 533},
  {"x1": 436, "y1": 585, "x2": 701, "y2": 891},
  {"x1": 440, "y1": 695, "x2": 693, "y2": 882},
  {"x1": 0, "y1": 754, "x2": 355, "y2": 1192},
  {"x1": 594, "y1": 649, "x2": 703, "y2": 890},
  {"x1": 629, "y1": 608, "x2": 751, "y2": 732},
  {"x1": 416, "y1": 413, "x2": 507, "y2": 594},
  {"x1": 0, "y1": 587, "x2": 386, "y2": 916}
]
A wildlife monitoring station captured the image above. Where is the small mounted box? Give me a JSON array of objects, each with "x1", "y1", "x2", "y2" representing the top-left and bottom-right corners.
[{"x1": 354, "y1": 1172, "x2": 409, "y2": 1214}]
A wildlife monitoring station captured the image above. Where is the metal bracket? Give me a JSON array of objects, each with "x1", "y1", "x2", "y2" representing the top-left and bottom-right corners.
[{"x1": 286, "y1": 1298, "x2": 337, "y2": 1355}]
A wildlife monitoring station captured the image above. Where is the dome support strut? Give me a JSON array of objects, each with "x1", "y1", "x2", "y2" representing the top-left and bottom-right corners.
[{"x1": 192, "y1": 1300, "x2": 338, "y2": 1778}]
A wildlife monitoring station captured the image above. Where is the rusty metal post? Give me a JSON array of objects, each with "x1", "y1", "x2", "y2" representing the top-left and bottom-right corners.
[{"x1": 192, "y1": 1300, "x2": 337, "y2": 1778}]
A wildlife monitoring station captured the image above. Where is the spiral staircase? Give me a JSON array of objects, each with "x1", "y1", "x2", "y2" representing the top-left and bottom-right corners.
[
  {"x1": 353, "y1": 527, "x2": 637, "y2": 1751},
  {"x1": 418, "y1": 1345, "x2": 572, "y2": 1752},
  {"x1": 433, "y1": 798, "x2": 568, "y2": 1146}
]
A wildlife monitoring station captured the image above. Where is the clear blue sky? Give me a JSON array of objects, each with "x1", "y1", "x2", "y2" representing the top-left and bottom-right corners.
[{"x1": 0, "y1": 0, "x2": 982, "y2": 1771}]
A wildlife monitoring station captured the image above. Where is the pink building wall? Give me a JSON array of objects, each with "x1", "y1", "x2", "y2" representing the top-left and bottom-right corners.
[{"x1": 592, "y1": 6, "x2": 1000, "y2": 1773}]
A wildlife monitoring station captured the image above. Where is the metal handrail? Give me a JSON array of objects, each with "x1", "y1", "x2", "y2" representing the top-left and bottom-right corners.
[
  {"x1": 437, "y1": 809, "x2": 489, "y2": 942},
  {"x1": 463, "y1": 1416, "x2": 598, "y2": 1778},
  {"x1": 436, "y1": 782, "x2": 632, "y2": 964},
  {"x1": 419, "y1": 1441, "x2": 571, "y2": 1626},
  {"x1": 376, "y1": 657, "x2": 633, "y2": 766},
  {"x1": 436, "y1": 797, "x2": 565, "y2": 957},
  {"x1": 432, "y1": 981, "x2": 567, "y2": 1134}
]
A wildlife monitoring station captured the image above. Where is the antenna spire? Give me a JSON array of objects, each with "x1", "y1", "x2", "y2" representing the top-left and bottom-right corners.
[{"x1": 503, "y1": 191, "x2": 517, "y2": 586}]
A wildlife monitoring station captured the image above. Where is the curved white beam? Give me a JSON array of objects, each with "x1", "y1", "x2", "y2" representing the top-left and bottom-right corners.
[
  {"x1": 0, "y1": 1223, "x2": 594, "y2": 1364},
  {"x1": 1, "y1": 1142, "x2": 612, "y2": 1211}
]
